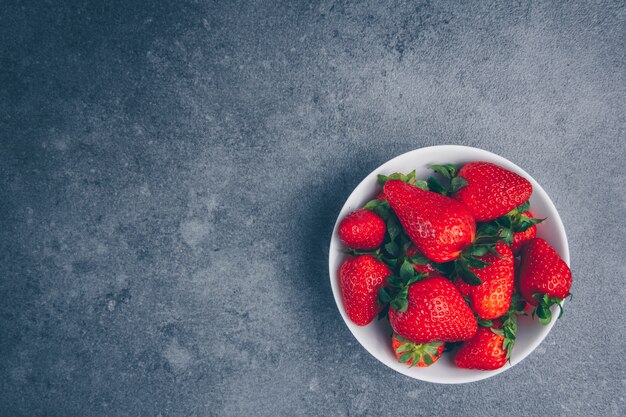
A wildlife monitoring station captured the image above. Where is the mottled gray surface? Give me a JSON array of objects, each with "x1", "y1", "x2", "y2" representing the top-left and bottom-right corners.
[{"x1": 1, "y1": 0, "x2": 625, "y2": 416}]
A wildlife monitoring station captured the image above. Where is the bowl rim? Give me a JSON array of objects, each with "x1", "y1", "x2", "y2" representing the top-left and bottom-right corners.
[{"x1": 328, "y1": 145, "x2": 569, "y2": 384}]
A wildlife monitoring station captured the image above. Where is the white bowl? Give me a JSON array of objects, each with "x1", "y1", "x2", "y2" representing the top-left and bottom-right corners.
[{"x1": 328, "y1": 145, "x2": 569, "y2": 384}]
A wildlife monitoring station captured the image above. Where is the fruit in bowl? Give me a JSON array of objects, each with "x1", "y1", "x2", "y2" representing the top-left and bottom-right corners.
[{"x1": 328, "y1": 146, "x2": 572, "y2": 383}]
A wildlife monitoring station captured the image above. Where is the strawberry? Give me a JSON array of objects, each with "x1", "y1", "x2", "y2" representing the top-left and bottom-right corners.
[
  {"x1": 388, "y1": 276, "x2": 477, "y2": 344},
  {"x1": 405, "y1": 245, "x2": 439, "y2": 276},
  {"x1": 339, "y1": 255, "x2": 391, "y2": 326},
  {"x1": 510, "y1": 211, "x2": 537, "y2": 253},
  {"x1": 456, "y1": 291, "x2": 527, "y2": 370},
  {"x1": 383, "y1": 180, "x2": 476, "y2": 263},
  {"x1": 452, "y1": 162, "x2": 532, "y2": 221},
  {"x1": 338, "y1": 209, "x2": 386, "y2": 250},
  {"x1": 454, "y1": 324, "x2": 507, "y2": 370},
  {"x1": 455, "y1": 242, "x2": 514, "y2": 320},
  {"x1": 392, "y1": 334, "x2": 444, "y2": 367},
  {"x1": 518, "y1": 238, "x2": 572, "y2": 324}
]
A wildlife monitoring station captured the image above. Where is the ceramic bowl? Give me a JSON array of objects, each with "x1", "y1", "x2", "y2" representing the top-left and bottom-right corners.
[{"x1": 328, "y1": 145, "x2": 569, "y2": 383}]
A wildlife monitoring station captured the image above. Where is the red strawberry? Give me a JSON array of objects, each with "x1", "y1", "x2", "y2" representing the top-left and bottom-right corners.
[
  {"x1": 384, "y1": 180, "x2": 476, "y2": 263},
  {"x1": 388, "y1": 276, "x2": 477, "y2": 343},
  {"x1": 452, "y1": 162, "x2": 532, "y2": 221},
  {"x1": 510, "y1": 211, "x2": 537, "y2": 254},
  {"x1": 339, "y1": 255, "x2": 391, "y2": 326},
  {"x1": 518, "y1": 238, "x2": 572, "y2": 324},
  {"x1": 405, "y1": 245, "x2": 439, "y2": 276},
  {"x1": 454, "y1": 324, "x2": 507, "y2": 370},
  {"x1": 375, "y1": 191, "x2": 386, "y2": 201},
  {"x1": 338, "y1": 209, "x2": 386, "y2": 250},
  {"x1": 455, "y1": 242, "x2": 514, "y2": 320},
  {"x1": 391, "y1": 334, "x2": 444, "y2": 367}
]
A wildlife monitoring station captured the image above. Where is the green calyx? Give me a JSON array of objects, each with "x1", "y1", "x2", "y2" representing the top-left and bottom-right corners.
[
  {"x1": 531, "y1": 293, "x2": 567, "y2": 326},
  {"x1": 427, "y1": 164, "x2": 468, "y2": 196},
  {"x1": 473, "y1": 223, "x2": 509, "y2": 249},
  {"x1": 451, "y1": 218, "x2": 514, "y2": 286},
  {"x1": 406, "y1": 246, "x2": 454, "y2": 276},
  {"x1": 454, "y1": 257, "x2": 484, "y2": 286},
  {"x1": 487, "y1": 201, "x2": 545, "y2": 244},
  {"x1": 452, "y1": 242, "x2": 495, "y2": 286},
  {"x1": 469, "y1": 201, "x2": 544, "y2": 247},
  {"x1": 490, "y1": 293, "x2": 527, "y2": 361},
  {"x1": 363, "y1": 199, "x2": 391, "y2": 219},
  {"x1": 379, "y1": 260, "x2": 426, "y2": 314},
  {"x1": 394, "y1": 334, "x2": 443, "y2": 367},
  {"x1": 477, "y1": 318, "x2": 494, "y2": 328},
  {"x1": 362, "y1": 199, "x2": 410, "y2": 267},
  {"x1": 377, "y1": 170, "x2": 428, "y2": 190}
]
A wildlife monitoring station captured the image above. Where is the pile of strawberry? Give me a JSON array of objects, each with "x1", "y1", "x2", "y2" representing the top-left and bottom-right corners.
[{"x1": 337, "y1": 162, "x2": 572, "y2": 370}]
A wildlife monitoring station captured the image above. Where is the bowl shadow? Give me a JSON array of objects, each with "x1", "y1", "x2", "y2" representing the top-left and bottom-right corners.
[{"x1": 279, "y1": 148, "x2": 395, "y2": 359}]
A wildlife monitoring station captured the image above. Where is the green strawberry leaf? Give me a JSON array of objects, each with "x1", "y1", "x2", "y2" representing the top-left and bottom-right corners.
[
  {"x1": 398, "y1": 351, "x2": 413, "y2": 363},
  {"x1": 476, "y1": 223, "x2": 501, "y2": 238},
  {"x1": 406, "y1": 273, "x2": 425, "y2": 286},
  {"x1": 385, "y1": 275, "x2": 403, "y2": 288},
  {"x1": 467, "y1": 245, "x2": 490, "y2": 257},
  {"x1": 514, "y1": 216, "x2": 545, "y2": 233},
  {"x1": 503, "y1": 324, "x2": 516, "y2": 341},
  {"x1": 509, "y1": 293, "x2": 527, "y2": 313},
  {"x1": 400, "y1": 260, "x2": 416, "y2": 281},
  {"x1": 516, "y1": 200, "x2": 531, "y2": 213},
  {"x1": 395, "y1": 343, "x2": 410, "y2": 354},
  {"x1": 498, "y1": 215, "x2": 512, "y2": 229},
  {"x1": 477, "y1": 318, "x2": 494, "y2": 328},
  {"x1": 535, "y1": 304, "x2": 552, "y2": 325},
  {"x1": 456, "y1": 260, "x2": 483, "y2": 285},
  {"x1": 387, "y1": 217, "x2": 401, "y2": 241},
  {"x1": 378, "y1": 287, "x2": 391, "y2": 305},
  {"x1": 427, "y1": 176, "x2": 447, "y2": 195},
  {"x1": 382, "y1": 257, "x2": 399, "y2": 268},
  {"x1": 434, "y1": 261, "x2": 455, "y2": 276},
  {"x1": 384, "y1": 241, "x2": 400, "y2": 257},
  {"x1": 391, "y1": 297, "x2": 409, "y2": 313},
  {"x1": 498, "y1": 227, "x2": 514, "y2": 245},
  {"x1": 413, "y1": 179, "x2": 429, "y2": 190},
  {"x1": 463, "y1": 255, "x2": 490, "y2": 269},
  {"x1": 423, "y1": 354, "x2": 433, "y2": 365},
  {"x1": 430, "y1": 164, "x2": 457, "y2": 179},
  {"x1": 499, "y1": 300, "x2": 524, "y2": 361},
  {"x1": 378, "y1": 172, "x2": 417, "y2": 187},
  {"x1": 531, "y1": 293, "x2": 565, "y2": 325},
  {"x1": 486, "y1": 244, "x2": 504, "y2": 257},
  {"x1": 363, "y1": 199, "x2": 391, "y2": 220},
  {"x1": 450, "y1": 176, "x2": 468, "y2": 193},
  {"x1": 490, "y1": 328, "x2": 504, "y2": 336}
]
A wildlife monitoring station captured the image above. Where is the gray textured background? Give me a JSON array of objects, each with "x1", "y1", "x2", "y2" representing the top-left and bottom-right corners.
[{"x1": 1, "y1": 1, "x2": 625, "y2": 416}]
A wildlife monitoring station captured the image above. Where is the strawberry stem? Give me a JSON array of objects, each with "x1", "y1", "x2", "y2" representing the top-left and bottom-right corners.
[{"x1": 531, "y1": 293, "x2": 566, "y2": 326}]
